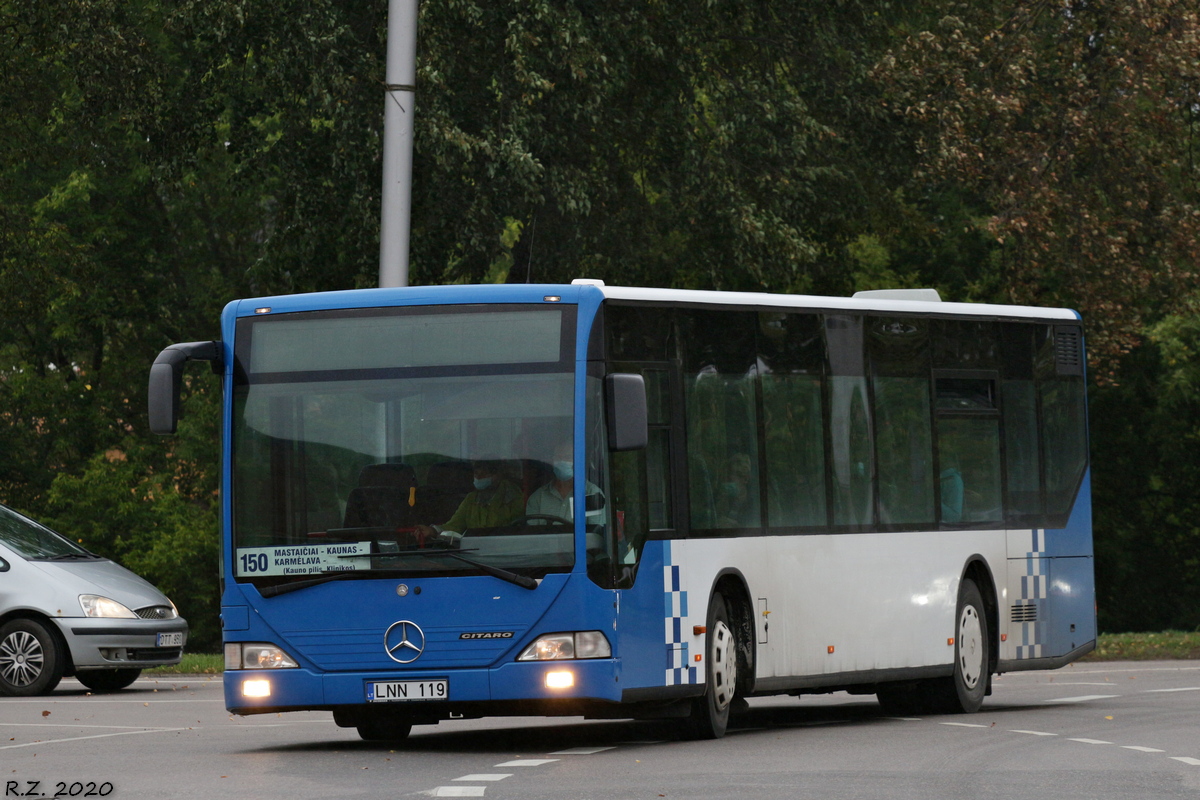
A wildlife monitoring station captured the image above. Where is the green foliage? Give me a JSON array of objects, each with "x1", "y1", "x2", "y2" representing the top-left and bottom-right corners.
[
  {"x1": 42, "y1": 388, "x2": 221, "y2": 650},
  {"x1": 1, "y1": 0, "x2": 1198, "y2": 643}
]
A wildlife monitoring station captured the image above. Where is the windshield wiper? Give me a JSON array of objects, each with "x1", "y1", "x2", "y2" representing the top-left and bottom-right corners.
[
  {"x1": 258, "y1": 570, "x2": 371, "y2": 597},
  {"x1": 399, "y1": 549, "x2": 538, "y2": 590},
  {"x1": 41, "y1": 552, "x2": 102, "y2": 561}
]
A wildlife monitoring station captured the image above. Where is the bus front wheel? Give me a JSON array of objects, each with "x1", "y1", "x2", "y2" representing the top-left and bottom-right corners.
[
  {"x1": 356, "y1": 717, "x2": 412, "y2": 742},
  {"x1": 682, "y1": 592, "x2": 737, "y2": 740}
]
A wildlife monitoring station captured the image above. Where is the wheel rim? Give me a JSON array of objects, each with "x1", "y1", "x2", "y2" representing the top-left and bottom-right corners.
[
  {"x1": 709, "y1": 619, "x2": 737, "y2": 710},
  {"x1": 0, "y1": 631, "x2": 45, "y2": 687},
  {"x1": 957, "y1": 605, "x2": 984, "y2": 690}
]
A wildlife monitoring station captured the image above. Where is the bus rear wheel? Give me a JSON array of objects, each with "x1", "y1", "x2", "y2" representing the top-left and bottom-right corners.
[
  {"x1": 682, "y1": 592, "x2": 737, "y2": 740},
  {"x1": 928, "y1": 578, "x2": 990, "y2": 714},
  {"x1": 877, "y1": 578, "x2": 990, "y2": 715}
]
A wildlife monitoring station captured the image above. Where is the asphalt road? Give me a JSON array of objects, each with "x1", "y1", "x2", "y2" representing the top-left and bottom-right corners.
[{"x1": 2, "y1": 661, "x2": 1198, "y2": 800}]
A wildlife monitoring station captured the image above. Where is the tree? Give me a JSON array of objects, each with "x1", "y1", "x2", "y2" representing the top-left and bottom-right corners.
[{"x1": 874, "y1": 0, "x2": 1200, "y2": 376}]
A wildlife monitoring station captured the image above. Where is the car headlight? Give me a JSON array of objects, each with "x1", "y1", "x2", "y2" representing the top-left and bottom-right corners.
[
  {"x1": 517, "y1": 631, "x2": 611, "y2": 661},
  {"x1": 224, "y1": 642, "x2": 299, "y2": 670},
  {"x1": 79, "y1": 595, "x2": 137, "y2": 619}
]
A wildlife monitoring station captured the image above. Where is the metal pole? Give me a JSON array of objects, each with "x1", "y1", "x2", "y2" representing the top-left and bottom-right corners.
[{"x1": 379, "y1": 0, "x2": 418, "y2": 288}]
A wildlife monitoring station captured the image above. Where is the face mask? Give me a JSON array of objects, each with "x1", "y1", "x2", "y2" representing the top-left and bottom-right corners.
[
  {"x1": 473, "y1": 476, "x2": 493, "y2": 491},
  {"x1": 553, "y1": 461, "x2": 573, "y2": 482}
]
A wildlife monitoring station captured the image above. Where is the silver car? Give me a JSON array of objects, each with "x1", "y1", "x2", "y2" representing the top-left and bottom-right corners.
[{"x1": 0, "y1": 503, "x2": 188, "y2": 695}]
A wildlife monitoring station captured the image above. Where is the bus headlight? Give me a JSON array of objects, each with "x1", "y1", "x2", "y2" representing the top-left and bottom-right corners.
[
  {"x1": 224, "y1": 642, "x2": 299, "y2": 670},
  {"x1": 517, "y1": 631, "x2": 611, "y2": 661}
]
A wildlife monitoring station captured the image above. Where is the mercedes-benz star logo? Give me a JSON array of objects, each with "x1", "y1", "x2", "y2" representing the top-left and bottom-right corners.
[{"x1": 383, "y1": 620, "x2": 426, "y2": 664}]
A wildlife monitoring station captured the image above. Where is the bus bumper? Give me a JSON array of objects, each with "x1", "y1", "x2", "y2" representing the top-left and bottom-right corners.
[{"x1": 225, "y1": 657, "x2": 623, "y2": 715}]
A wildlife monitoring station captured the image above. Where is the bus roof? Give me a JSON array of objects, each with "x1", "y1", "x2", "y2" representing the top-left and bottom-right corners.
[
  {"x1": 591, "y1": 282, "x2": 1080, "y2": 322},
  {"x1": 227, "y1": 282, "x2": 1080, "y2": 323}
]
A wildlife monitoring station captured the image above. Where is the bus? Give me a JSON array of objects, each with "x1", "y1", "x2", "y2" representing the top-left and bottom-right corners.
[{"x1": 149, "y1": 280, "x2": 1094, "y2": 740}]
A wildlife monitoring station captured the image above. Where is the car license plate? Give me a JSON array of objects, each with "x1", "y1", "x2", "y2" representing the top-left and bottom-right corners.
[
  {"x1": 157, "y1": 632, "x2": 184, "y2": 647},
  {"x1": 367, "y1": 679, "x2": 448, "y2": 702}
]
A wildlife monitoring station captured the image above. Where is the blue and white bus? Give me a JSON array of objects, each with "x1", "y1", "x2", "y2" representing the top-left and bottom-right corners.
[{"x1": 149, "y1": 281, "x2": 1094, "y2": 740}]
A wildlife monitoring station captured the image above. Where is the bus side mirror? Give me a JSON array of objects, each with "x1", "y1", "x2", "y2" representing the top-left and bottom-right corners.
[
  {"x1": 148, "y1": 341, "x2": 222, "y2": 435},
  {"x1": 605, "y1": 373, "x2": 647, "y2": 451}
]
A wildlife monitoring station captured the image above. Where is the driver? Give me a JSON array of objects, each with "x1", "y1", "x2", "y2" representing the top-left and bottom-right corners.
[
  {"x1": 525, "y1": 441, "x2": 603, "y2": 523},
  {"x1": 416, "y1": 456, "x2": 523, "y2": 544}
]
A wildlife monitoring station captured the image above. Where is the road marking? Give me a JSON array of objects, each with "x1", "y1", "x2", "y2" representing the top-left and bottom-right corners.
[
  {"x1": 0, "y1": 698, "x2": 215, "y2": 704},
  {"x1": 432, "y1": 788, "x2": 486, "y2": 797},
  {"x1": 494, "y1": 759, "x2": 558, "y2": 767},
  {"x1": 1051, "y1": 682, "x2": 1124, "y2": 687},
  {"x1": 1046, "y1": 695, "x2": 1119, "y2": 703},
  {"x1": 1171, "y1": 757, "x2": 1200, "y2": 766},
  {"x1": 1045, "y1": 665, "x2": 1200, "y2": 676},
  {"x1": 940, "y1": 722, "x2": 988, "y2": 728},
  {"x1": 1122, "y1": 746, "x2": 1165, "y2": 753},
  {"x1": 1009, "y1": 730, "x2": 1058, "y2": 736},
  {"x1": 550, "y1": 746, "x2": 616, "y2": 755},
  {"x1": 453, "y1": 775, "x2": 511, "y2": 782},
  {"x1": 0, "y1": 728, "x2": 190, "y2": 750},
  {"x1": 1143, "y1": 687, "x2": 1200, "y2": 693},
  {"x1": 1067, "y1": 738, "x2": 1112, "y2": 745},
  {"x1": 0, "y1": 723, "x2": 183, "y2": 731}
]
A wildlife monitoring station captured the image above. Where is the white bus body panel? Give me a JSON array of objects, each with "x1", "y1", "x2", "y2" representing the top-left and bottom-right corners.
[{"x1": 663, "y1": 532, "x2": 1006, "y2": 682}]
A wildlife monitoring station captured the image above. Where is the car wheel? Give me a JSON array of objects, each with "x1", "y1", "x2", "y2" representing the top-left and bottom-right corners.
[
  {"x1": 76, "y1": 668, "x2": 143, "y2": 692},
  {"x1": 0, "y1": 618, "x2": 65, "y2": 697}
]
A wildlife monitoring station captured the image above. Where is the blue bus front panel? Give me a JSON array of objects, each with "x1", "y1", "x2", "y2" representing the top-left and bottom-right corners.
[{"x1": 222, "y1": 571, "x2": 622, "y2": 714}]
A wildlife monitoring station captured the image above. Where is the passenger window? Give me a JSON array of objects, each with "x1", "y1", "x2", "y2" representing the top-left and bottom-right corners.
[
  {"x1": 680, "y1": 311, "x2": 761, "y2": 531},
  {"x1": 759, "y1": 312, "x2": 828, "y2": 529},
  {"x1": 869, "y1": 317, "x2": 935, "y2": 527},
  {"x1": 935, "y1": 373, "x2": 1002, "y2": 526},
  {"x1": 761, "y1": 374, "x2": 827, "y2": 527},
  {"x1": 827, "y1": 316, "x2": 874, "y2": 527}
]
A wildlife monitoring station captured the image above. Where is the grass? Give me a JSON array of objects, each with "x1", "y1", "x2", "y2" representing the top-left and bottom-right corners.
[
  {"x1": 144, "y1": 652, "x2": 223, "y2": 675},
  {"x1": 1078, "y1": 631, "x2": 1200, "y2": 661},
  {"x1": 143, "y1": 632, "x2": 1200, "y2": 676}
]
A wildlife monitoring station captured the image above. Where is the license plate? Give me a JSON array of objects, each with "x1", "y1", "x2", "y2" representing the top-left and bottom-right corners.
[
  {"x1": 367, "y1": 679, "x2": 448, "y2": 703},
  {"x1": 157, "y1": 632, "x2": 184, "y2": 647}
]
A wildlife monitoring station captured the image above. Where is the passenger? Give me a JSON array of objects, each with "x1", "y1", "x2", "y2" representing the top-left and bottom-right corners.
[
  {"x1": 716, "y1": 452, "x2": 758, "y2": 527},
  {"x1": 415, "y1": 456, "x2": 523, "y2": 543},
  {"x1": 525, "y1": 441, "x2": 603, "y2": 523},
  {"x1": 940, "y1": 465, "x2": 964, "y2": 523}
]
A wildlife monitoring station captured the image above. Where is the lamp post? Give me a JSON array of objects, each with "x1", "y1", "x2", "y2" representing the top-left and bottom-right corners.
[{"x1": 379, "y1": 0, "x2": 418, "y2": 288}]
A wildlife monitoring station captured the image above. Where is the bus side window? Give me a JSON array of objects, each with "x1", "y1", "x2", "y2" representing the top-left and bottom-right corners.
[
  {"x1": 868, "y1": 317, "x2": 935, "y2": 528},
  {"x1": 680, "y1": 310, "x2": 761, "y2": 532}
]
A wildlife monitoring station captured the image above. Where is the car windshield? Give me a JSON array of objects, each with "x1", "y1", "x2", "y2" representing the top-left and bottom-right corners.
[
  {"x1": 230, "y1": 303, "x2": 586, "y2": 585},
  {"x1": 0, "y1": 505, "x2": 96, "y2": 560}
]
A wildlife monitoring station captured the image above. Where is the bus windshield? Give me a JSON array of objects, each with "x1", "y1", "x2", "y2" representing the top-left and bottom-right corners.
[{"x1": 230, "y1": 304, "x2": 579, "y2": 585}]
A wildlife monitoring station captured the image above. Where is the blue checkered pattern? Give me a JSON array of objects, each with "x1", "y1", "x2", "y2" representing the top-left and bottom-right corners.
[
  {"x1": 663, "y1": 542, "x2": 698, "y2": 685},
  {"x1": 1015, "y1": 529, "x2": 1046, "y2": 659}
]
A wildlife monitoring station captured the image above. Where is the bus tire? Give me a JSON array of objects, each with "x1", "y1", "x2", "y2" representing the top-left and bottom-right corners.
[
  {"x1": 356, "y1": 716, "x2": 413, "y2": 742},
  {"x1": 876, "y1": 681, "x2": 925, "y2": 716},
  {"x1": 76, "y1": 668, "x2": 142, "y2": 693},
  {"x1": 930, "y1": 578, "x2": 990, "y2": 713},
  {"x1": 682, "y1": 592, "x2": 737, "y2": 740}
]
